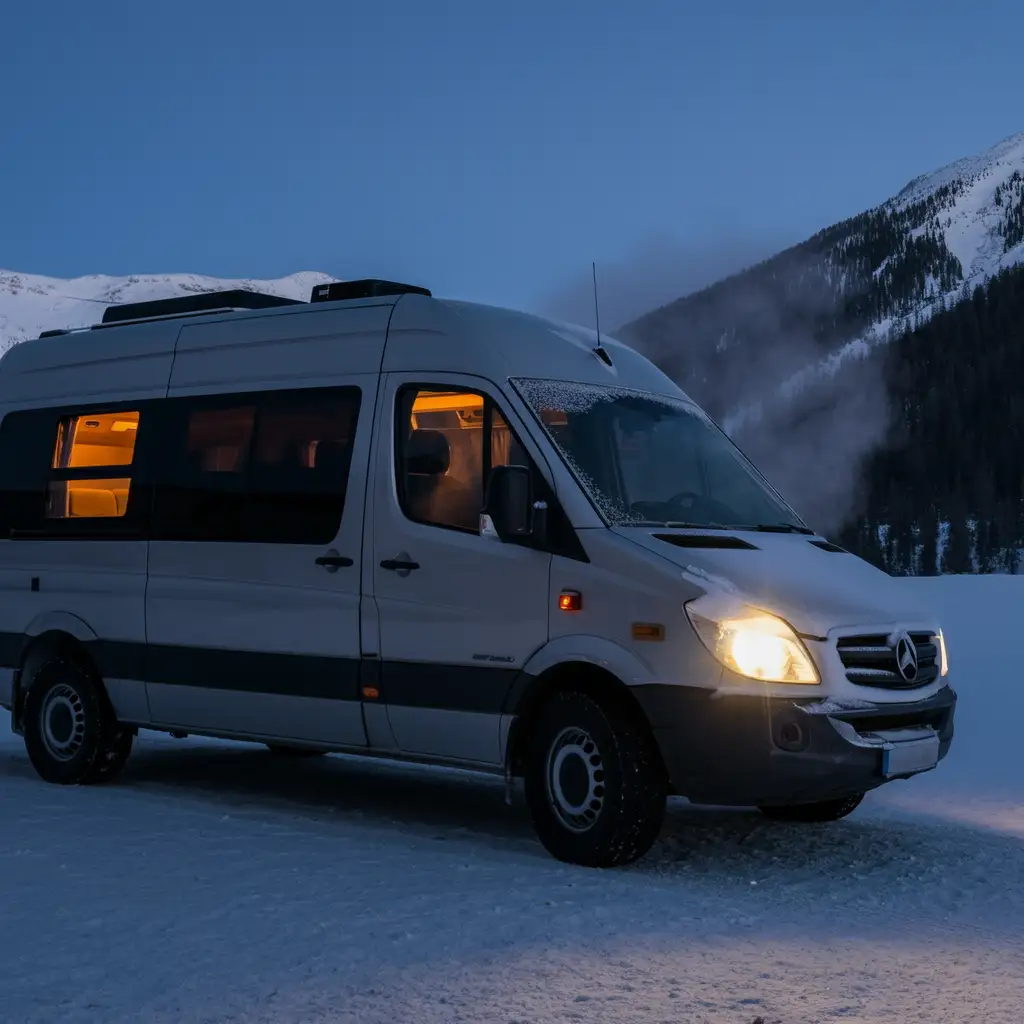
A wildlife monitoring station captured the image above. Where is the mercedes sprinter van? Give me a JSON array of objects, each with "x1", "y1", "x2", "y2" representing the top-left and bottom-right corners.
[{"x1": 0, "y1": 279, "x2": 956, "y2": 867}]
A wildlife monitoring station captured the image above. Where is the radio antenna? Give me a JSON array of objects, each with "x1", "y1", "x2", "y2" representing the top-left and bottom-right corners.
[{"x1": 591, "y1": 261, "x2": 613, "y2": 366}]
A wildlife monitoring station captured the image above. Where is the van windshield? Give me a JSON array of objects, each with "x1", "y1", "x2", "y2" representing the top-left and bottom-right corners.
[{"x1": 512, "y1": 378, "x2": 805, "y2": 530}]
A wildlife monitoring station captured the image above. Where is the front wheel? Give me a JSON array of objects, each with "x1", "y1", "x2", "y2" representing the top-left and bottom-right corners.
[
  {"x1": 758, "y1": 793, "x2": 864, "y2": 823},
  {"x1": 524, "y1": 690, "x2": 667, "y2": 868}
]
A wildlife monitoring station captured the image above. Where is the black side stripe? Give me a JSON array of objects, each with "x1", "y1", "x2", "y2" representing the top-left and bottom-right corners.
[
  {"x1": 382, "y1": 661, "x2": 518, "y2": 715},
  {"x1": 0, "y1": 633, "x2": 519, "y2": 714}
]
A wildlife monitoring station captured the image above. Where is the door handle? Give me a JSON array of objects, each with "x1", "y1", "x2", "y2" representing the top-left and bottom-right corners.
[
  {"x1": 315, "y1": 550, "x2": 354, "y2": 572},
  {"x1": 380, "y1": 551, "x2": 420, "y2": 577}
]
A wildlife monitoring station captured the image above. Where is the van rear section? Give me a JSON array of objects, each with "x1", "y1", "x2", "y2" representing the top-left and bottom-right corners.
[{"x1": 0, "y1": 280, "x2": 956, "y2": 867}]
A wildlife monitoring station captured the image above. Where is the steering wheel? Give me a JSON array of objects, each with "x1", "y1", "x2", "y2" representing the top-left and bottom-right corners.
[{"x1": 666, "y1": 490, "x2": 703, "y2": 510}]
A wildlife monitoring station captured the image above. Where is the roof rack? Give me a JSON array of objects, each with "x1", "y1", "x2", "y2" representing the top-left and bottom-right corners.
[
  {"x1": 34, "y1": 278, "x2": 433, "y2": 340},
  {"x1": 100, "y1": 289, "x2": 302, "y2": 325},
  {"x1": 310, "y1": 279, "x2": 431, "y2": 303}
]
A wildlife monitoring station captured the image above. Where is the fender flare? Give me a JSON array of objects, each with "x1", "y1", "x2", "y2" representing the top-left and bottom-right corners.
[
  {"x1": 503, "y1": 634, "x2": 654, "y2": 719},
  {"x1": 23, "y1": 612, "x2": 99, "y2": 647},
  {"x1": 11, "y1": 614, "x2": 99, "y2": 730},
  {"x1": 501, "y1": 636, "x2": 658, "y2": 775}
]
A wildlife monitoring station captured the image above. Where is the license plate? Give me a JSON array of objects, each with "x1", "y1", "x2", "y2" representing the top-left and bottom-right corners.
[{"x1": 882, "y1": 733, "x2": 940, "y2": 777}]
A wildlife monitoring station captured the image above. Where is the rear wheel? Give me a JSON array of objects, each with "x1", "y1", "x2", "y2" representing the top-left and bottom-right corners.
[
  {"x1": 524, "y1": 689, "x2": 666, "y2": 868},
  {"x1": 758, "y1": 793, "x2": 864, "y2": 823},
  {"x1": 22, "y1": 657, "x2": 133, "y2": 785}
]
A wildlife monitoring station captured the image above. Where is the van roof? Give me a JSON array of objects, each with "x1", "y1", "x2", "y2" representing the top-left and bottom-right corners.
[{"x1": 0, "y1": 279, "x2": 689, "y2": 408}]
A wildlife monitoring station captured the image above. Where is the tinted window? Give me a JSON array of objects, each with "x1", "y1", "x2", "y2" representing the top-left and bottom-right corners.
[
  {"x1": 0, "y1": 405, "x2": 151, "y2": 538},
  {"x1": 395, "y1": 386, "x2": 531, "y2": 533},
  {"x1": 151, "y1": 386, "x2": 361, "y2": 544},
  {"x1": 243, "y1": 390, "x2": 361, "y2": 543},
  {"x1": 47, "y1": 410, "x2": 141, "y2": 520}
]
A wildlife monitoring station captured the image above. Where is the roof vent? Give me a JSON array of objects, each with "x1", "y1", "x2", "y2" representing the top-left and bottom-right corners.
[
  {"x1": 310, "y1": 279, "x2": 432, "y2": 303},
  {"x1": 100, "y1": 289, "x2": 302, "y2": 325}
]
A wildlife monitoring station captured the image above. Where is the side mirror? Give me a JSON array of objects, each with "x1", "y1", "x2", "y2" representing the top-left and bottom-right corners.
[{"x1": 482, "y1": 464, "x2": 535, "y2": 540}]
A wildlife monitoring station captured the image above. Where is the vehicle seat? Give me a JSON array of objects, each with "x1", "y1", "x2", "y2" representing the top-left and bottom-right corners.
[
  {"x1": 67, "y1": 486, "x2": 118, "y2": 518},
  {"x1": 313, "y1": 439, "x2": 350, "y2": 481},
  {"x1": 404, "y1": 429, "x2": 478, "y2": 530}
]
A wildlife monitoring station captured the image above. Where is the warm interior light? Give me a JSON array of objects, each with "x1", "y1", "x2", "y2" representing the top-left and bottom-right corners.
[
  {"x1": 53, "y1": 411, "x2": 140, "y2": 468},
  {"x1": 411, "y1": 392, "x2": 483, "y2": 414},
  {"x1": 48, "y1": 410, "x2": 140, "y2": 519},
  {"x1": 47, "y1": 478, "x2": 132, "y2": 518},
  {"x1": 411, "y1": 391, "x2": 485, "y2": 430}
]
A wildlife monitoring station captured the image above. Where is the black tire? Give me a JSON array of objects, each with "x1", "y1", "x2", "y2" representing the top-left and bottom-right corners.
[
  {"x1": 22, "y1": 656, "x2": 133, "y2": 785},
  {"x1": 524, "y1": 689, "x2": 667, "y2": 868},
  {"x1": 265, "y1": 744, "x2": 324, "y2": 758},
  {"x1": 758, "y1": 793, "x2": 864, "y2": 823},
  {"x1": 91, "y1": 726, "x2": 135, "y2": 782}
]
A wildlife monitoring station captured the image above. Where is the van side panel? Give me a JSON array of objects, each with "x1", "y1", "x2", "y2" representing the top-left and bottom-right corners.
[
  {"x1": 144, "y1": 307, "x2": 390, "y2": 745},
  {"x1": 0, "y1": 321, "x2": 178, "y2": 408},
  {"x1": 0, "y1": 330, "x2": 176, "y2": 723}
]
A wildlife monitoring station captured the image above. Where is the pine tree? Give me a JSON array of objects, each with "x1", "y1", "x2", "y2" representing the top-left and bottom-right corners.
[
  {"x1": 943, "y1": 516, "x2": 972, "y2": 574},
  {"x1": 918, "y1": 513, "x2": 938, "y2": 576}
]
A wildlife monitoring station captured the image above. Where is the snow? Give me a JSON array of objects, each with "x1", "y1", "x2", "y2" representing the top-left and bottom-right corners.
[
  {"x1": 2, "y1": 575, "x2": 1023, "y2": 1023},
  {"x1": 0, "y1": 270, "x2": 335, "y2": 353}
]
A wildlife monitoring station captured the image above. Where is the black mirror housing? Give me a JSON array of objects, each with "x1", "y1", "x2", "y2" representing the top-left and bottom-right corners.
[{"x1": 483, "y1": 464, "x2": 534, "y2": 539}]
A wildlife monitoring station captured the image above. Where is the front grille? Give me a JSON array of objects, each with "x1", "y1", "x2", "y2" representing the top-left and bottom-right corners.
[{"x1": 836, "y1": 631, "x2": 939, "y2": 689}]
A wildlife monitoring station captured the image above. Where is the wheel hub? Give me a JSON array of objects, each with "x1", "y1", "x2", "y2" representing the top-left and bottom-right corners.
[
  {"x1": 545, "y1": 726, "x2": 605, "y2": 832},
  {"x1": 40, "y1": 684, "x2": 86, "y2": 762}
]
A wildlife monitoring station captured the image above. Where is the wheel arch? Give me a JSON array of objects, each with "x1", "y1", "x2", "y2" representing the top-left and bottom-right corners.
[
  {"x1": 503, "y1": 638, "x2": 661, "y2": 780},
  {"x1": 12, "y1": 623, "x2": 100, "y2": 732}
]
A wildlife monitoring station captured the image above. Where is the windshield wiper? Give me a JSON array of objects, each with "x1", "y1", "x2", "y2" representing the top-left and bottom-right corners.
[
  {"x1": 747, "y1": 522, "x2": 815, "y2": 535},
  {"x1": 661, "y1": 521, "x2": 731, "y2": 530}
]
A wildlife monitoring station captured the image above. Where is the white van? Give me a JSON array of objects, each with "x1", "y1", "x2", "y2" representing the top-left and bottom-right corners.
[{"x1": 0, "y1": 279, "x2": 956, "y2": 867}]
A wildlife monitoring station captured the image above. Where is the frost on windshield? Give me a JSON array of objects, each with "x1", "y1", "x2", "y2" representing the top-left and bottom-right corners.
[
  {"x1": 513, "y1": 377, "x2": 704, "y2": 420},
  {"x1": 512, "y1": 376, "x2": 796, "y2": 530},
  {"x1": 512, "y1": 378, "x2": 711, "y2": 526}
]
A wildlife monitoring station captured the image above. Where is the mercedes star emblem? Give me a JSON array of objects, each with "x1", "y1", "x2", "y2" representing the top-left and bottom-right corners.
[{"x1": 894, "y1": 631, "x2": 919, "y2": 682}]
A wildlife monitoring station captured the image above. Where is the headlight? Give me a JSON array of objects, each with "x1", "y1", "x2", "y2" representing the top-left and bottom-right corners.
[
  {"x1": 684, "y1": 593, "x2": 819, "y2": 684},
  {"x1": 938, "y1": 629, "x2": 949, "y2": 676}
]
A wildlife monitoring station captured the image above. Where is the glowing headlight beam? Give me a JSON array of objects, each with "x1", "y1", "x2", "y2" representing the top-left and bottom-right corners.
[{"x1": 685, "y1": 598, "x2": 820, "y2": 684}]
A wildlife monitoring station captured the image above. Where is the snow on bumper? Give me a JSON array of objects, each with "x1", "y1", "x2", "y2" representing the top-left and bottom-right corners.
[{"x1": 633, "y1": 682, "x2": 957, "y2": 807}]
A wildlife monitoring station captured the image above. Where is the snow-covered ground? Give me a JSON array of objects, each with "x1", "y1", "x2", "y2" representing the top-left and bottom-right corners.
[{"x1": 1, "y1": 576, "x2": 1022, "y2": 1023}]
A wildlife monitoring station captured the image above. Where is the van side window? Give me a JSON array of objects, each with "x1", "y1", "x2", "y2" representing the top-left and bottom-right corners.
[
  {"x1": 151, "y1": 401, "x2": 256, "y2": 541},
  {"x1": 46, "y1": 410, "x2": 141, "y2": 519},
  {"x1": 395, "y1": 387, "x2": 530, "y2": 533},
  {"x1": 151, "y1": 386, "x2": 361, "y2": 544},
  {"x1": 243, "y1": 388, "x2": 362, "y2": 544}
]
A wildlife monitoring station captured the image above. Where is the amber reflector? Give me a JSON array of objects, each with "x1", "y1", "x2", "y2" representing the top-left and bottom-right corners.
[{"x1": 632, "y1": 623, "x2": 665, "y2": 641}]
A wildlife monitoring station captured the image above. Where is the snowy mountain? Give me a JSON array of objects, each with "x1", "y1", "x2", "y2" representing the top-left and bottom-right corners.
[
  {"x1": 623, "y1": 130, "x2": 1024, "y2": 425},
  {"x1": 0, "y1": 270, "x2": 335, "y2": 352}
]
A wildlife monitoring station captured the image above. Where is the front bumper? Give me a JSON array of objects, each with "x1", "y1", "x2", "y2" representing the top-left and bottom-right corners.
[{"x1": 633, "y1": 682, "x2": 956, "y2": 807}]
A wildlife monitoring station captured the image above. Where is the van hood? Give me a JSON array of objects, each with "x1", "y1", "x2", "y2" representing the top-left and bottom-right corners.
[{"x1": 614, "y1": 528, "x2": 937, "y2": 636}]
